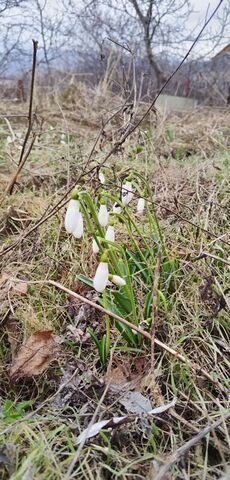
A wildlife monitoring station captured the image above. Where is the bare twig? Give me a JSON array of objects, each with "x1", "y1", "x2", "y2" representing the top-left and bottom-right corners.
[{"x1": 1, "y1": 39, "x2": 38, "y2": 199}]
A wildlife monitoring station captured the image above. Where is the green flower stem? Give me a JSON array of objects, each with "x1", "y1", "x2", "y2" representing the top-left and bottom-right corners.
[
  {"x1": 79, "y1": 201, "x2": 101, "y2": 252},
  {"x1": 103, "y1": 289, "x2": 110, "y2": 359},
  {"x1": 81, "y1": 191, "x2": 104, "y2": 237},
  {"x1": 123, "y1": 212, "x2": 154, "y2": 266}
]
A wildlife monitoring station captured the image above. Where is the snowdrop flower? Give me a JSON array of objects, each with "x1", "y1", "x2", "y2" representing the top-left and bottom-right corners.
[
  {"x1": 93, "y1": 255, "x2": 109, "y2": 292},
  {"x1": 137, "y1": 197, "x2": 145, "y2": 214},
  {"x1": 98, "y1": 171, "x2": 105, "y2": 184},
  {"x1": 72, "y1": 211, "x2": 84, "y2": 239},
  {"x1": 98, "y1": 202, "x2": 109, "y2": 227},
  {"x1": 112, "y1": 202, "x2": 122, "y2": 214},
  {"x1": 122, "y1": 180, "x2": 134, "y2": 206},
  {"x1": 65, "y1": 198, "x2": 80, "y2": 234},
  {"x1": 105, "y1": 224, "x2": 115, "y2": 242},
  {"x1": 92, "y1": 238, "x2": 100, "y2": 254},
  {"x1": 109, "y1": 274, "x2": 126, "y2": 287}
]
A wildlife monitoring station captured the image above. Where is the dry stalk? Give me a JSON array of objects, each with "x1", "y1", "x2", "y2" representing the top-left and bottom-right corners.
[{"x1": 1, "y1": 39, "x2": 38, "y2": 200}]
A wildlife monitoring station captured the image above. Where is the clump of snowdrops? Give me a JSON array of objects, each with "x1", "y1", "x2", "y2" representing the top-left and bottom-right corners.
[{"x1": 64, "y1": 170, "x2": 175, "y2": 364}]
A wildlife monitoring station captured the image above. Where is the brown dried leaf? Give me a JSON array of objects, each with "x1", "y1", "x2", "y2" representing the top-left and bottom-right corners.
[
  {"x1": 11, "y1": 281, "x2": 28, "y2": 296},
  {"x1": 105, "y1": 365, "x2": 128, "y2": 386},
  {"x1": 10, "y1": 330, "x2": 62, "y2": 379}
]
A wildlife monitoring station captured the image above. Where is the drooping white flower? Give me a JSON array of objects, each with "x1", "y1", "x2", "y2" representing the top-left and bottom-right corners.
[
  {"x1": 72, "y1": 211, "x2": 84, "y2": 239},
  {"x1": 105, "y1": 225, "x2": 115, "y2": 242},
  {"x1": 137, "y1": 197, "x2": 145, "y2": 214},
  {"x1": 98, "y1": 204, "x2": 109, "y2": 227},
  {"x1": 122, "y1": 181, "x2": 134, "y2": 206},
  {"x1": 65, "y1": 199, "x2": 80, "y2": 234},
  {"x1": 98, "y1": 171, "x2": 105, "y2": 184},
  {"x1": 93, "y1": 261, "x2": 109, "y2": 292},
  {"x1": 92, "y1": 238, "x2": 100, "y2": 254},
  {"x1": 110, "y1": 274, "x2": 126, "y2": 287},
  {"x1": 112, "y1": 203, "x2": 122, "y2": 214}
]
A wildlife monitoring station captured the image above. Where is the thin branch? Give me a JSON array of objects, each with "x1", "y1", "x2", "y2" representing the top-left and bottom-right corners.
[{"x1": 1, "y1": 39, "x2": 38, "y2": 199}]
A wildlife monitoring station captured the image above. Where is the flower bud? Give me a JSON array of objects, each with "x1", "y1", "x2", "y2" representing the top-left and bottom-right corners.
[
  {"x1": 93, "y1": 261, "x2": 109, "y2": 292},
  {"x1": 92, "y1": 238, "x2": 100, "y2": 254},
  {"x1": 72, "y1": 211, "x2": 84, "y2": 239},
  {"x1": 64, "y1": 199, "x2": 80, "y2": 234},
  {"x1": 105, "y1": 225, "x2": 115, "y2": 242},
  {"x1": 110, "y1": 274, "x2": 126, "y2": 287},
  {"x1": 137, "y1": 197, "x2": 145, "y2": 214},
  {"x1": 98, "y1": 204, "x2": 109, "y2": 227}
]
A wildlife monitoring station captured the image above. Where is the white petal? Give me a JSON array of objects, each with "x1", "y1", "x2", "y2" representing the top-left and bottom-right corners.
[
  {"x1": 112, "y1": 203, "x2": 122, "y2": 213},
  {"x1": 105, "y1": 225, "x2": 115, "y2": 242},
  {"x1": 111, "y1": 275, "x2": 126, "y2": 287},
  {"x1": 98, "y1": 204, "x2": 109, "y2": 227},
  {"x1": 99, "y1": 172, "x2": 105, "y2": 184},
  {"x1": 92, "y1": 238, "x2": 99, "y2": 254},
  {"x1": 72, "y1": 212, "x2": 84, "y2": 238},
  {"x1": 137, "y1": 197, "x2": 145, "y2": 213},
  {"x1": 64, "y1": 199, "x2": 80, "y2": 234},
  {"x1": 93, "y1": 262, "x2": 109, "y2": 292}
]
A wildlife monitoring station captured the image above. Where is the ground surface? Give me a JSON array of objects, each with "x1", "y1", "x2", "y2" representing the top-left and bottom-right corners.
[{"x1": 0, "y1": 93, "x2": 229, "y2": 480}]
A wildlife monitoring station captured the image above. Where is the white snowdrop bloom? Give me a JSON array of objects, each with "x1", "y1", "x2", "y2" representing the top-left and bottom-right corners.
[
  {"x1": 98, "y1": 204, "x2": 109, "y2": 227},
  {"x1": 122, "y1": 181, "x2": 134, "y2": 206},
  {"x1": 112, "y1": 203, "x2": 122, "y2": 214},
  {"x1": 93, "y1": 261, "x2": 109, "y2": 292},
  {"x1": 105, "y1": 225, "x2": 115, "y2": 242},
  {"x1": 110, "y1": 275, "x2": 126, "y2": 287},
  {"x1": 64, "y1": 199, "x2": 80, "y2": 234},
  {"x1": 92, "y1": 238, "x2": 100, "y2": 254},
  {"x1": 137, "y1": 197, "x2": 145, "y2": 214},
  {"x1": 98, "y1": 171, "x2": 105, "y2": 184},
  {"x1": 72, "y1": 211, "x2": 84, "y2": 239}
]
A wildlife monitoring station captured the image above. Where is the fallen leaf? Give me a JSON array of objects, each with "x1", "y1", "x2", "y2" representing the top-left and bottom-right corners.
[
  {"x1": 148, "y1": 398, "x2": 177, "y2": 415},
  {"x1": 105, "y1": 365, "x2": 128, "y2": 386},
  {"x1": 76, "y1": 416, "x2": 128, "y2": 444},
  {"x1": 119, "y1": 390, "x2": 152, "y2": 414},
  {"x1": 11, "y1": 281, "x2": 28, "y2": 296},
  {"x1": 76, "y1": 399, "x2": 176, "y2": 445},
  {"x1": 10, "y1": 331, "x2": 62, "y2": 379}
]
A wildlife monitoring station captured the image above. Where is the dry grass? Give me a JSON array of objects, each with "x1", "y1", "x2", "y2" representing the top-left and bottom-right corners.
[{"x1": 0, "y1": 89, "x2": 229, "y2": 479}]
